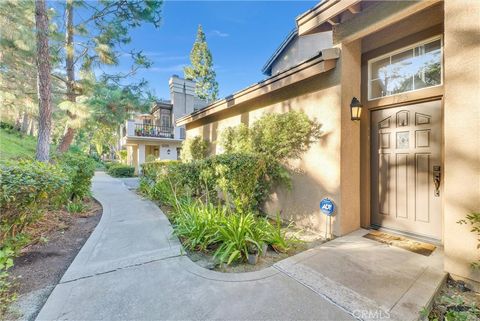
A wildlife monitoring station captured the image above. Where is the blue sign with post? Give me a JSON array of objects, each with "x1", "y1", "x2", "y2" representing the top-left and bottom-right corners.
[{"x1": 320, "y1": 198, "x2": 335, "y2": 216}]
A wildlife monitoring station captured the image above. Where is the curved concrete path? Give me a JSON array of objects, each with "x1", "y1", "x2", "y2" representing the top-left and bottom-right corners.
[
  {"x1": 36, "y1": 172, "x2": 445, "y2": 321},
  {"x1": 36, "y1": 172, "x2": 353, "y2": 321}
]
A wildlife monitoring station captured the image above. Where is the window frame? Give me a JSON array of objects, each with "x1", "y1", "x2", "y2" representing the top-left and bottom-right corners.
[{"x1": 367, "y1": 35, "x2": 443, "y2": 101}]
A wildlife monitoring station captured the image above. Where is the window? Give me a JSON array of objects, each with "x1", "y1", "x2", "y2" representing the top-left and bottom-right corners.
[
  {"x1": 368, "y1": 37, "x2": 442, "y2": 100},
  {"x1": 159, "y1": 108, "x2": 171, "y2": 128}
]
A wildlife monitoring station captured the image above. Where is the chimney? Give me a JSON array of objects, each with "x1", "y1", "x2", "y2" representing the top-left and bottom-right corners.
[{"x1": 169, "y1": 75, "x2": 196, "y2": 120}]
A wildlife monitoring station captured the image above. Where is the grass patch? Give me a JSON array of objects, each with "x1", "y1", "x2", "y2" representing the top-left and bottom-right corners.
[{"x1": 0, "y1": 129, "x2": 37, "y2": 161}]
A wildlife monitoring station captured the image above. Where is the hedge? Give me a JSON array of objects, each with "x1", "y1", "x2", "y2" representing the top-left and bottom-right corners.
[
  {"x1": 0, "y1": 161, "x2": 71, "y2": 247},
  {"x1": 55, "y1": 152, "x2": 96, "y2": 200},
  {"x1": 141, "y1": 160, "x2": 179, "y2": 181},
  {"x1": 140, "y1": 153, "x2": 268, "y2": 211},
  {"x1": 107, "y1": 164, "x2": 135, "y2": 177}
]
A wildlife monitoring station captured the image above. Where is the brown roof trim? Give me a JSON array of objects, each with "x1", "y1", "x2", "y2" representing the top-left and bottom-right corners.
[
  {"x1": 176, "y1": 48, "x2": 340, "y2": 126},
  {"x1": 296, "y1": 0, "x2": 361, "y2": 35}
]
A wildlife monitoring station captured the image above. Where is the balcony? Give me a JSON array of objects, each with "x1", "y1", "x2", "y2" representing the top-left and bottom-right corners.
[{"x1": 133, "y1": 123, "x2": 174, "y2": 139}]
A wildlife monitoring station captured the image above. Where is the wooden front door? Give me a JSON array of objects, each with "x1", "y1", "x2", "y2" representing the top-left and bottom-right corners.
[{"x1": 371, "y1": 100, "x2": 442, "y2": 240}]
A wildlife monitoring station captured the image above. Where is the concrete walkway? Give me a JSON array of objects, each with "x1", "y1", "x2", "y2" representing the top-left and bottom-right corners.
[{"x1": 36, "y1": 172, "x2": 445, "y2": 321}]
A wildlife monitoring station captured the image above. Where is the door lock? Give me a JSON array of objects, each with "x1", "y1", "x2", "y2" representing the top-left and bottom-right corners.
[{"x1": 433, "y1": 166, "x2": 441, "y2": 197}]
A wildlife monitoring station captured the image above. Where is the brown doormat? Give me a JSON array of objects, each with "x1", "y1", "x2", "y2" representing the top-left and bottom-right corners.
[{"x1": 363, "y1": 230, "x2": 436, "y2": 256}]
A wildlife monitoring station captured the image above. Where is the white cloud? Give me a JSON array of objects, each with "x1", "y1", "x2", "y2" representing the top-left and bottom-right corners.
[
  {"x1": 209, "y1": 30, "x2": 229, "y2": 38},
  {"x1": 148, "y1": 64, "x2": 187, "y2": 73}
]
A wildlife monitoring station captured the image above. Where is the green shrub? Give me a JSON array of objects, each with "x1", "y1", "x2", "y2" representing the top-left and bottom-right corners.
[
  {"x1": 103, "y1": 160, "x2": 118, "y2": 170},
  {"x1": 458, "y1": 212, "x2": 480, "y2": 269},
  {"x1": 0, "y1": 160, "x2": 71, "y2": 246},
  {"x1": 107, "y1": 164, "x2": 135, "y2": 177},
  {"x1": 141, "y1": 160, "x2": 179, "y2": 181},
  {"x1": 181, "y1": 136, "x2": 209, "y2": 162},
  {"x1": 209, "y1": 153, "x2": 267, "y2": 210},
  {"x1": 142, "y1": 154, "x2": 268, "y2": 211},
  {"x1": 56, "y1": 152, "x2": 96, "y2": 200},
  {"x1": 219, "y1": 123, "x2": 252, "y2": 154},
  {"x1": 117, "y1": 150, "x2": 127, "y2": 162},
  {"x1": 0, "y1": 247, "x2": 15, "y2": 316}
]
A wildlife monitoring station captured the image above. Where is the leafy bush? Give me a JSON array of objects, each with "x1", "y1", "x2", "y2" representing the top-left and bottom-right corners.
[
  {"x1": 458, "y1": 212, "x2": 480, "y2": 269},
  {"x1": 141, "y1": 154, "x2": 268, "y2": 211},
  {"x1": 107, "y1": 164, "x2": 135, "y2": 177},
  {"x1": 219, "y1": 123, "x2": 252, "y2": 154},
  {"x1": 0, "y1": 161, "x2": 71, "y2": 246},
  {"x1": 103, "y1": 160, "x2": 117, "y2": 170},
  {"x1": 55, "y1": 152, "x2": 96, "y2": 200},
  {"x1": 0, "y1": 247, "x2": 16, "y2": 316},
  {"x1": 117, "y1": 150, "x2": 127, "y2": 162},
  {"x1": 218, "y1": 111, "x2": 322, "y2": 202},
  {"x1": 141, "y1": 160, "x2": 179, "y2": 181},
  {"x1": 209, "y1": 153, "x2": 267, "y2": 210},
  {"x1": 220, "y1": 111, "x2": 322, "y2": 162},
  {"x1": 181, "y1": 136, "x2": 209, "y2": 162}
]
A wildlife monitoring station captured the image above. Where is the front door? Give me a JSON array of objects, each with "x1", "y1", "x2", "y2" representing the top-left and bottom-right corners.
[{"x1": 371, "y1": 100, "x2": 442, "y2": 240}]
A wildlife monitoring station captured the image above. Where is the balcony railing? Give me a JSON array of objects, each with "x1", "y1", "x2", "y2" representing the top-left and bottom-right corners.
[{"x1": 134, "y1": 123, "x2": 174, "y2": 138}]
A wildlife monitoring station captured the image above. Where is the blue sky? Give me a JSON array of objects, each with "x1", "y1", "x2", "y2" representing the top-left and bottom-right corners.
[{"x1": 117, "y1": 1, "x2": 317, "y2": 100}]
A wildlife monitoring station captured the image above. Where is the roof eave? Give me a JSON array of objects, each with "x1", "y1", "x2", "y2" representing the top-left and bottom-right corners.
[{"x1": 177, "y1": 47, "x2": 340, "y2": 127}]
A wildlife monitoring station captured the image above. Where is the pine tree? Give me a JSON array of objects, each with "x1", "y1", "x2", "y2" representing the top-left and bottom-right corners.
[
  {"x1": 56, "y1": 0, "x2": 164, "y2": 152},
  {"x1": 34, "y1": 0, "x2": 53, "y2": 162},
  {"x1": 184, "y1": 25, "x2": 219, "y2": 101}
]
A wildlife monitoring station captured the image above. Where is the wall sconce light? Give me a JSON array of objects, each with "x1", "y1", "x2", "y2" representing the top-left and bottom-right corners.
[{"x1": 350, "y1": 97, "x2": 363, "y2": 121}]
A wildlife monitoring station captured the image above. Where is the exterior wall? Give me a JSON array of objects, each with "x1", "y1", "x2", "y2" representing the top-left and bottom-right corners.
[
  {"x1": 270, "y1": 32, "x2": 333, "y2": 75},
  {"x1": 186, "y1": 70, "x2": 344, "y2": 234},
  {"x1": 443, "y1": 0, "x2": 480, "y2": 287},
  {"x1": 338, "y1": 39, "x2": 361, "y2": 235}
]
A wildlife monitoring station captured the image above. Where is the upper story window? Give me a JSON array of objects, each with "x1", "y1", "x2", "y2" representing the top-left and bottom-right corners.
[
  {"x1": 159, "y1": 108, "x2": 171, "y2": 128},
  {"x1": 368, "y1": 36, "x2": 442, "y2": 100}
]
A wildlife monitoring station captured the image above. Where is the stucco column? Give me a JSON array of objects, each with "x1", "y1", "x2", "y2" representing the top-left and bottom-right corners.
[
  {"x1": 137, "y1": 144, "x2": 145, "y2": 174},
  {"x1": 337, "y1": 39, "x2": 362, "y2": 235},
  {"x1": 443, "y1": 0, "x2": 480, "y2": 288}
]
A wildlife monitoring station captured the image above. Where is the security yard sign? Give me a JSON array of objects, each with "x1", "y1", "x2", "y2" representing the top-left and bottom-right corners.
[
  {"x1": 320, "y1": 198, "x2": 335, "y2": 216},
  {"x1": 320, "y1": 198, "x2": 335, "y2": 240}
]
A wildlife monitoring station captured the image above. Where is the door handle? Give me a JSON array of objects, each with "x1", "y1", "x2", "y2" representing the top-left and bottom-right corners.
[{"x1": 433, "y1": 166, "x2": 441, "y2": 197}]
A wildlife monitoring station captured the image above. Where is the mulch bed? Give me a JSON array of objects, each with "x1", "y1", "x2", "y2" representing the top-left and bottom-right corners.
[
  {"x1": 6, "y1": 198, "x2": 102, "y2": 319},
  {"x1": 428, "y1": 277, "x2": 480, "y2": 321}
]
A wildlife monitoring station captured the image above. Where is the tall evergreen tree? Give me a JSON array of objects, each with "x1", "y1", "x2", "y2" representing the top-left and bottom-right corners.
[
  {"x1": 34, "y1": 0, "x2": 53, "y2": 162},
  {"x1": 55, "y1": 0, "x2": 163, "y2": 152},
  {"x1": 184, "y1": 25, "x2": 219, "y2": 101}
]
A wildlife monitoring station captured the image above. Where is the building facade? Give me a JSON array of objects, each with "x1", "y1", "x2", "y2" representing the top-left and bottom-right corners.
[
  {"x1": 121, "y1": 75, "x2": 207, "y2": 173},
  {"x1": 177, "y1": 0, "x2": 480, "y2": 288}
]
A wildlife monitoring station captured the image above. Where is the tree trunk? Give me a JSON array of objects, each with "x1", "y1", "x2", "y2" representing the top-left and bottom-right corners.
[
  {"x1": 57, "y1": 127, "x2": 75, "y2": 152},
  {"x1": 21, "y1": 112, "x2": 30, "y2": 134},
  {"x1": 57, "y1": 0, "x2": 76, "y2": 153},
  {"x1": 29, "y1": 118, "x2": 36, "y2": 136},
  {"x1": 35, "y1": 0, "x2": 52, "y2": 162}
]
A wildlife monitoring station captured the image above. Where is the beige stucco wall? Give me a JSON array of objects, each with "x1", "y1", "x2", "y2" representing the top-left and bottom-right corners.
[
  {"x1": 443, "y1": 0, "x2": 480, "y2": 286},
  {"x1": 186, "y1": 71, "x2": 343, "y2": 234}
]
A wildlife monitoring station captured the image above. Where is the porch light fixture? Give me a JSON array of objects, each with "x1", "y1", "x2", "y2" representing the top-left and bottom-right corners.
[{"x1": 350, "y1": 97, "x2": 363, "y2": 121}]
